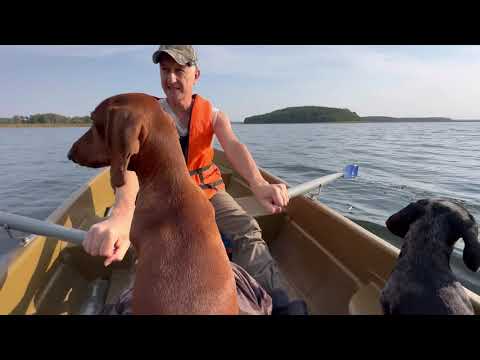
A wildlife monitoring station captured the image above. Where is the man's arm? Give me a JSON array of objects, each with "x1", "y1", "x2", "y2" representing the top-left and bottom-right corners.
[
  {"x1": 83, "y1": 170, "x2": 139, "y2": 266},
  {"x1": 109, "y1": 170, "x2": 139, "y2": 219},
  {"x1": 213, "y1": 111, "x2": 288, "y2": 214}
]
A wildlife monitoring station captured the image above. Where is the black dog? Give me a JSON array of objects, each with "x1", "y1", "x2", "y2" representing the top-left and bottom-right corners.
[{"x1": 380, "y1": 198, "x2": 480, "y2": 315}]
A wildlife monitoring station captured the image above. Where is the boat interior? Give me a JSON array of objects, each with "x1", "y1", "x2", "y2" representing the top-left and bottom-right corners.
[{"x1": 1, "y1": 150, "x2": 479, "y2": 315}]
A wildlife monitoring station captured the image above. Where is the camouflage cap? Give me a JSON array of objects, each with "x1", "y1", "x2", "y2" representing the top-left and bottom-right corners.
[{"x1": 152, "y1": 45, "x2": 198, "y2": 66}]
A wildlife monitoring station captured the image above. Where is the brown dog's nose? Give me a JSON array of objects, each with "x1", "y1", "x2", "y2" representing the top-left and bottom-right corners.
[{"x1": 67, "y1": 147, "x2": 74, "y2": 161}]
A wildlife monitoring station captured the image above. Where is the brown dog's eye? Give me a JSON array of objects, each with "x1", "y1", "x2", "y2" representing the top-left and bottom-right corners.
[
  {"x1": 95, "y1": 124, "x2": 105, "y2": 138},
  {"x1": 90, "y1": 112, "x2": 104, "y2": 138}
]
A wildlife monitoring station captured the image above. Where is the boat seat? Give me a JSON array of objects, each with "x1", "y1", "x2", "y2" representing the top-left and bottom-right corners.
[{"x1": 348, "y1": 282, "x2": 383, "y2": 315}]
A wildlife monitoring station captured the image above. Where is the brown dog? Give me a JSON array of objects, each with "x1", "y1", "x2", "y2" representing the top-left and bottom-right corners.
[{"x1": 68, "y1": 93, "x2": 238, "y2": 314}]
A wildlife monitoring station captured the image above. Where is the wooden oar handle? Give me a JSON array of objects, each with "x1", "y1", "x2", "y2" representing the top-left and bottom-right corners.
[{"x1": 0, "y1": 211, "x2": 85, "y2": 245}]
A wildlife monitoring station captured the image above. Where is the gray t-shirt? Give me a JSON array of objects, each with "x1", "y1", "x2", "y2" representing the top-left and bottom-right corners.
[{"x1": 158, "y1": 98, "x2": 220, "y2": 137}]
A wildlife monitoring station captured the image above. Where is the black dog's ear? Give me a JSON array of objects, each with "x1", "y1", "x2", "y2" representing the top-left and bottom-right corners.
[
  {"x1": 462, "y1": 220, "x2": 480, "y2": 272},
  {"x1": 447, "y1": 204, "x2": 480, "y2": 272},
  {"x1": 386, "y1": 201, "x2": 426, "y2": 238}
]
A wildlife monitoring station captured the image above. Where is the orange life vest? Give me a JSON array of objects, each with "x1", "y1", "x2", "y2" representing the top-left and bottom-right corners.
[{"x1": 185, "y1": 94, "x2": 225, "y2": 199}]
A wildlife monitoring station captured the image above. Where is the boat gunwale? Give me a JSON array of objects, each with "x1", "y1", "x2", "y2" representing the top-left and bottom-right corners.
[
  {"x1": 0, "y1": 168, "x2": 109, "y2": 285},
  {"x1": 230, "y1": 155, "x2": 480, "y2": 310}
]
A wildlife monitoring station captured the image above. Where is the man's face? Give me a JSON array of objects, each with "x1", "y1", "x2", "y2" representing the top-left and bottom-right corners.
[{"x1": 159, "y1": 54, "x2": 199, "y2": 106}]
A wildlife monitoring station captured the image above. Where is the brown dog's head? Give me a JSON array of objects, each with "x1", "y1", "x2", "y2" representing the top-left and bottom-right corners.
[
  {"x1": 68, "y1": 93, "x2": 159, "y2": 188},
  {"x1": 386, "y1": 198, "x2": 480, "y2": 272}
]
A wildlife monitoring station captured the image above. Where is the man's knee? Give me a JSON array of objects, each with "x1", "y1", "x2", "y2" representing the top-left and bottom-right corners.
[
  {"x1": 218, "y1": 210, "x2": 262, "y2": 242},
  {"x1": 241, "y1": 216, "x2": 262, "y2": 238}
]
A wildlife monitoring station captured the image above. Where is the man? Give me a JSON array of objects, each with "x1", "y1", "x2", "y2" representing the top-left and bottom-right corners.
[{"x1": 84, "y1": 45, "x2": 291, "y2": 298}]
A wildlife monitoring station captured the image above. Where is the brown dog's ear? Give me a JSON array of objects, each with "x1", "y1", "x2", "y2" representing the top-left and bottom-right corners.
[
  {"x1": 105, "y1": 107, "x2": 143, "y2": 188},
  {"x1": 461, "y1": 219, "x2": 480, "y2": 272},
  {"x1": 386, "y1": 201, "x2": 426, "y2": 238}
]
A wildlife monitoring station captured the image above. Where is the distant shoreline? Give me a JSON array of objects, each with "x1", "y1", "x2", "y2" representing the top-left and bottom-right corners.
[
  {"x1": 0, "y1": 123, "x2": 91, "y2": 128},
  {"x1": 3, "y1": 121, "x2": 479, "y2": 128},
  {"x1": 2, "y1": 121, "x2": 479, "y2": 128},
  {"x1": 241, "y1": 120, "x2": 480, "y2": 124}
]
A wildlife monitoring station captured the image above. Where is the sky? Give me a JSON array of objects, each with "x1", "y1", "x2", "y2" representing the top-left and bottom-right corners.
[{"x1": 1, "y1": 45, "x2": 480, "y2": 122}]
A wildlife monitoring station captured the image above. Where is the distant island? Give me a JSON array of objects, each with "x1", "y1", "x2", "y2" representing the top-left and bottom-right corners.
[
  {"x1": 2, "y1": 107, "x2": 479, "y2": 127},
  {"x1": 244, "y1": 106, "x2": 480, "y2": 124},
  {"x1": 0, "y1": 113, "x2": 91, "y2": 127},
  {"x1": 244, "y1": 106, "x2": 361, "y2": 124}
]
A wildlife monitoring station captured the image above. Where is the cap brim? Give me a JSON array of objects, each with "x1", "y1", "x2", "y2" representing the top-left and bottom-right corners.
[{"x1": 152, "y1": 49, "x2": 189, "y2": 65}]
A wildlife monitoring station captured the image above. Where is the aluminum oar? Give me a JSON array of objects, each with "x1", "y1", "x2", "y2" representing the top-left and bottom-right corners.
[{"x1": 0, "y1": 164, "x2": 358, "y2": 245}]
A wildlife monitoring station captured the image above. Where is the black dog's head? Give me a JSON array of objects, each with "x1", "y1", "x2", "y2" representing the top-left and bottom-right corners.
[{"x1": 386, "y1": 199, "x2": 480, "y2": 272}]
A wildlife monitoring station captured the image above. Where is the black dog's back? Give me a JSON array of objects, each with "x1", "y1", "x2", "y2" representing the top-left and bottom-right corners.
[
  {"x1": 381, "y1": 199, "x2": 479, "y2": 315},
  {"x1": 381, "y1": 264, "x2": 473, "y2": 314},
  {"x1": 382, "y1": 291, "x2": 457, "y2": 315}
]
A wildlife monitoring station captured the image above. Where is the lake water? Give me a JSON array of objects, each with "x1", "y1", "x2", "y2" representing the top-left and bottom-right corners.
[{"x1": 1, "y1": 122, "x2": 479, "y2": 291}]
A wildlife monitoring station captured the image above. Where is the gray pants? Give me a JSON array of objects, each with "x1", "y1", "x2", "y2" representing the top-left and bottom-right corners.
[
  {"x1": 103, "y1": 261, "x2": 272, "y2": 315},
  {"x1": 210, "y1": 190, "x2": 288, "y2": 296}
]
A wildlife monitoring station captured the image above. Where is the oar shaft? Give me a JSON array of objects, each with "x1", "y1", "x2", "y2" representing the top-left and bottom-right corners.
[
  {"x1": 0, "y1": 165, "x2": 358, "y2": 245},
  {"x1": 288, "y1": 173, "x2": 343, "y2": 198},
  {"x1": 0, "y1": 211, "x2": 85, "y2": 245},
  {"x1": 287, "y1": 164, "x2": 358, "y2": 198}
]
